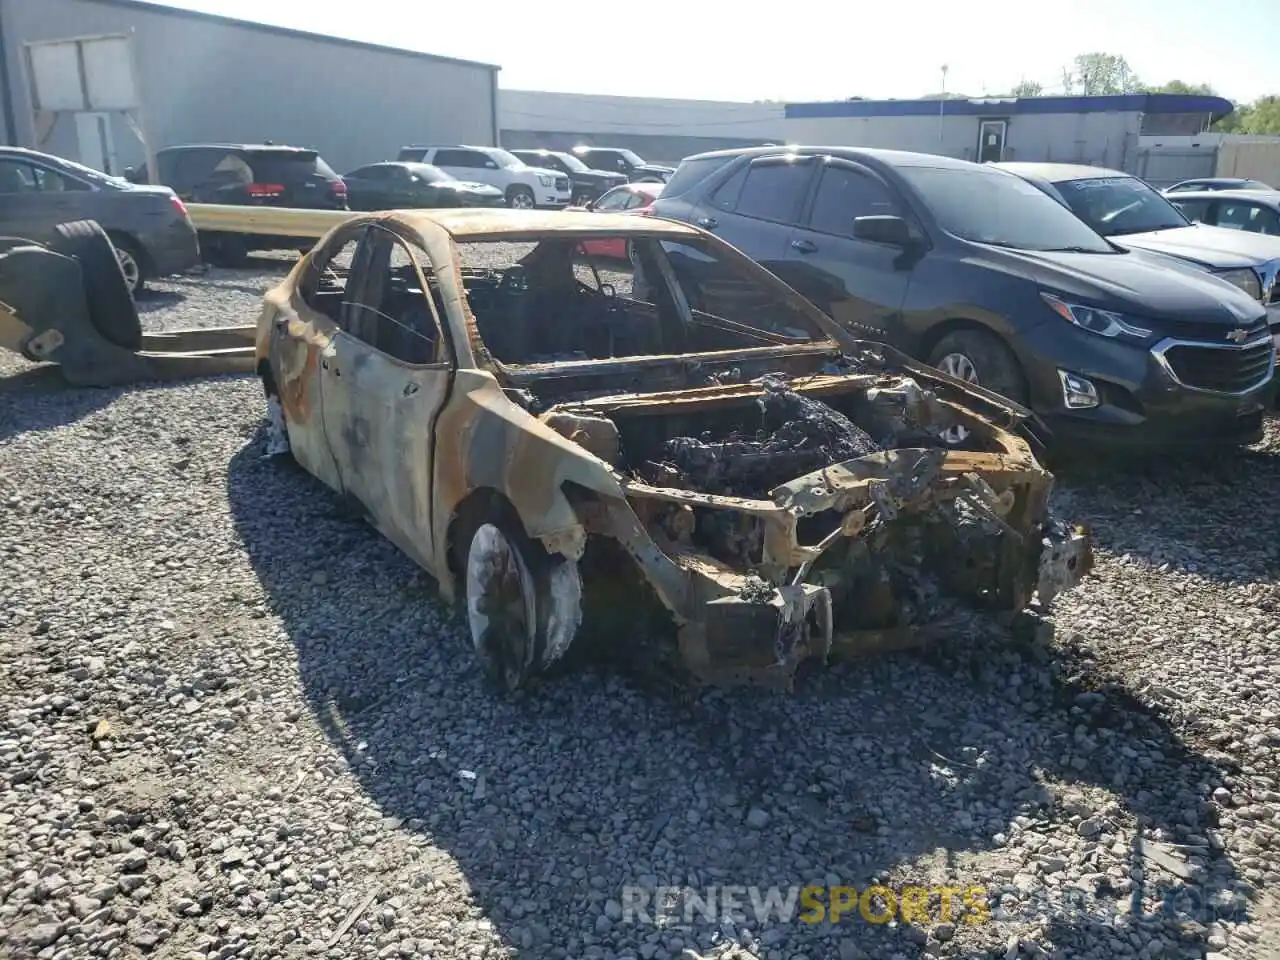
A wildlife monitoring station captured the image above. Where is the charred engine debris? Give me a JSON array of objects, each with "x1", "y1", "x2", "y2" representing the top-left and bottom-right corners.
[{"x1": 640, "y1": 377, "x2": 881, "y2": 498}]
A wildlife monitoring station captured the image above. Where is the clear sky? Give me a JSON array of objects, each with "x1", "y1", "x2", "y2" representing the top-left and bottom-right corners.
[{"x1": 162, "y1": 0, "x2": 1278, "y2": 104}]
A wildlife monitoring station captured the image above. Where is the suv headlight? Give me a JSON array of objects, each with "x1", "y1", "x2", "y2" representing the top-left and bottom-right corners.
[
  {"x1": 1216, "y1": 268, "x2": 1263, "y2": 301},
  {"x1": 537, "y1": 173, "x2": 555, "y2": 187},
  {"x1": 1041, "y1": 292, "x2": 1152, "y2": 339}
]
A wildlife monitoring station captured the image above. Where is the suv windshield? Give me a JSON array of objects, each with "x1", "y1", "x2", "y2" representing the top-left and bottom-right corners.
[
  {"x1": 246, "y1": 150, "x2": 338, "y2": 181},
  {"x1": 899, "y1": 166, "x2": 1114, "y2": 253},
  {"x1": 1053, "y1": 176, "x2": 1189, "y2": 236},
  {"x1": 552, "y1": 152, "x2": 588, "y2": 172}
]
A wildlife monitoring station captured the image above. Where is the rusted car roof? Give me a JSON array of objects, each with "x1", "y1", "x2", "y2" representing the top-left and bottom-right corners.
[{"x1": 392, "y1": 207, "x2": 702, "y2": 239}]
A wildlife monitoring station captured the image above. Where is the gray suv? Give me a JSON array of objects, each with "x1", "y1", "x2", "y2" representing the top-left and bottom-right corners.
[{"x1": 0, "y1": 146, "x2": 199, "y2": 295}]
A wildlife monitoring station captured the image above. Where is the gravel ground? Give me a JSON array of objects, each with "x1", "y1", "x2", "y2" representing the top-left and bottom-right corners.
[{"x1": 2, "y1": 255, "x2": 1280, "y2": 960}]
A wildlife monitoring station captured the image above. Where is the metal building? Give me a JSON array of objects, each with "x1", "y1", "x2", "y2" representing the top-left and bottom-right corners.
[
  {"x1": 499, "y1": 90, "x2": 787, "y2": 166},
  {"x1": 0, "y1": 0, "x2": 499, "y2": 174},
  {"x1": 781, "y1": 93, "x2": 1235, "y2": 174}
]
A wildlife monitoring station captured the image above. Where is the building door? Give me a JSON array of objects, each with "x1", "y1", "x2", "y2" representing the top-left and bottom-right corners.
[
  {"x1": 74, "y1": 112, "x2": 117, "y2": 174},
  {"x1": 977, "y1": 120, "x2": 1007, "y2": 163}
]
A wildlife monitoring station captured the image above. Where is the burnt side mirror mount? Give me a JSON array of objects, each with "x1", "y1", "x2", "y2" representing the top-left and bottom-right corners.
[{"x1": 853, "y1": 215, "x2": 912, "y2": 247}]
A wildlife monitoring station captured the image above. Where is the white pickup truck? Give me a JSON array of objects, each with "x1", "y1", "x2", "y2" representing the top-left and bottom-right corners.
[{"x1": 397, "y1": 145, "x2": 572, "y2": 209}]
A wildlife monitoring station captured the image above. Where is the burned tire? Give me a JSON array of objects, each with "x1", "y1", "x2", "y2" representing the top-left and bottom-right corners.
[
  {"x1": 50, "y1": 220, "x2": 142, "y2": 350},
  {"x1": 928, "y1": 328, "x2": 1027, "y2": 446},
  {"x1": 463, "y1": 518, "x2": 582, "y2": 695}
]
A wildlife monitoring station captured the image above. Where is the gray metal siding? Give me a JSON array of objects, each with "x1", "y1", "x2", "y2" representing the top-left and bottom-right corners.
[
  {"x1": 1, "y1": 0, "x2": 497, "y2": 172},
  {"x1": 783, "y1": 109, "x2": 1141, "y2": 170}
]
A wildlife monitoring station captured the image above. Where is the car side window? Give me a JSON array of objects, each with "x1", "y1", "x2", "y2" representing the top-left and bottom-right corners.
[
  {"x1": 709, "y1": 165, "x2": 748, "y2": 212},
  {"x1": 732, "y1": 161, "x2": 813, "y2": 224},
  {"x1": 1169, "y1": 198, "x2": 1211, "y2": 222},
  {"x1": 0, "y1": 159, "x2": 39, "y2": 194},
  {"x1": 432, "y1": 149, "x2": 472, "y2": 167},
  {"x1": 807, "y1": 165, "x2": 900, "y2": 237},
  {"x1": 33, "y1": 167, "x2": 90, "y2": 192},
  {"x1": 594, "y1": 188, "x2": 632, "y2": 212},
  {"x1": 300, "y1": 229, "x2": 363, "y2": 324},
  {"x1": 343, "y1": 226, "x2": 446, "y2": 365},
  {"x1": 1216, "y1": 201, "x2": 1274, "y2": 233}
]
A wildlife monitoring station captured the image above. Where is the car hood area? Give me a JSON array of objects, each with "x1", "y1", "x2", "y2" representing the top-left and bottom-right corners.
[
  {"x1": 505, "y1": 345, "x2": 1091, "y2": 686},
  {"x1": 993, "y1": 247, "x2": 1268, "y2": 327},
  {"x1": 1111, "y1": 224, "x2": 1280, "y2": 270}
]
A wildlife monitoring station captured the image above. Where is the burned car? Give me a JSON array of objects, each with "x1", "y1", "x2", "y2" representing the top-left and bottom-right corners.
[{"x1": 255, "y1": 209, "x2": 1092, "y2": 692}]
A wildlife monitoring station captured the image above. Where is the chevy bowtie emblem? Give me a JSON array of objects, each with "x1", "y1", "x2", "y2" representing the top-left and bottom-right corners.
[{"x1": 1227, "y1": 328, "x2": 1251, "y2": 343}]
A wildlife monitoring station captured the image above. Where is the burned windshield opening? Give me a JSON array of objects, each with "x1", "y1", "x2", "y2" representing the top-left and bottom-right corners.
[{"x1": 444, "y1": 234, "x2": 828, "y2": 368}]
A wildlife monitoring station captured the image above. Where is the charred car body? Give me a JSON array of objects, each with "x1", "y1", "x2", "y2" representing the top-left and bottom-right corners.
[{"x1": 254, "y1": 209, "x2": 1091, "y2": 692}]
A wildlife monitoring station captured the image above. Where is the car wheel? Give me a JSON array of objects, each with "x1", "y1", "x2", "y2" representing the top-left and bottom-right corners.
[
  {"x1": 506, "y1": 186, "x2": 536, "y2": 210},
  {"x1": 107, "y1": 237, "x2": 145, "y2": 296},
  {"x1": 464, "y1": 519, "x2": 582, "y2": 694},
  {"x1": 927, "y1": 328, "x2": 1027, "y2": 446},
  {"x1": 49, "y1": 220, "x2": 142, "y2": 350}
]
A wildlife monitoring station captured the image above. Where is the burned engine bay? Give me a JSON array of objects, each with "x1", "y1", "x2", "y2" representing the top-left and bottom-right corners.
[{"x1": 512, "y1": 352, "x2": 1092, "y2": 686}]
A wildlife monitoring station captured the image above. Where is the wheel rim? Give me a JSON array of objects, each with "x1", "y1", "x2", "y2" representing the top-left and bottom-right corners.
[
  {"x1": 466, "y1": 524, "x2": 536, "y2": 690},
  {"x1": 511, "y1": 192, "x2": 534, "y2": 209},
  {"x1": 937, "y1": 352, "x2": 979, "y2": 445},
  {"x1": 115, "y1": 248, "x2": 140, "y2": 293}
]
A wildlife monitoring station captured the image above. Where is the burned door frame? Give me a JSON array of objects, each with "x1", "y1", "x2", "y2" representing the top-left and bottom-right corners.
[
  {"x1": 315, "y1": 223, "x2": 456, "y2": 576},
  {"x1": 977, "y1": 119, "x2": 1009, "y2": 164},
  {"x1": 278, "y1": 222, "x2": 371, "y2": 492}
]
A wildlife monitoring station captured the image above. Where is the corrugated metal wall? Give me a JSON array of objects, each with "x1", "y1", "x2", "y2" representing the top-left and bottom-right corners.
[{"x1": 0, "y1": 0, "x2": 498, "y2": 173}]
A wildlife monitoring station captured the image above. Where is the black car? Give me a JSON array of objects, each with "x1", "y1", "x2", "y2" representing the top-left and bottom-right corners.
[
  {"x1": 652, "y1": 146, "x2": 1274, "y2": 452},
  {"x1": 342, "y1": 162, "x2": 504, "y2": 211},
  {"x1": 129, "y1": 143, "x2": 348, "y2": 266},
  {"x1": 1166, "y1": 177, "x2": 1273, "y2": 194},
  {"x1": 509, "y1": 149, "x2": 627, "y2": 205},
  {"x1": 569, "y1": 146, "x2": 675, "y2": 184},
  {"x1": 0, "y1": 146, "x2": 199, "y2": 295}
]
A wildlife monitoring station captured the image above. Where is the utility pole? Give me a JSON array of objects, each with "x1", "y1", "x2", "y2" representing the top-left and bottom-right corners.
[{"x1": 938, "y1": 64, "x2": 949, "y2": 145}]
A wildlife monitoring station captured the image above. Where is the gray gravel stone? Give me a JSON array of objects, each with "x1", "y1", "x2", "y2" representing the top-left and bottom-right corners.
[{"x1": 3, "y1": 261, "x2": 1280, "y2": 959}]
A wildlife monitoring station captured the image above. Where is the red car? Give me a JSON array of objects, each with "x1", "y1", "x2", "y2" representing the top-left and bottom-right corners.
[{"x1": 568, "y1": 182, "x2": 663, "y2": 260}]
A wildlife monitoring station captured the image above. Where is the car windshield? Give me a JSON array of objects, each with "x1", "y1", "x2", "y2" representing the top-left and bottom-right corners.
[
  {"x1": 898, "y1": 166, "x2": 1114, "y2": 253},
  {"x1": 488, "y1": 148, "x2": 525, "y2": 169},
  {"x1": 1053, "y1": 176, "x2": 1189, "y2": 236},
  {"x1": 406, "y1": 164, "x2": 453, "y2": 184},
  {"x1": 246, "y1": 150, "x2": 339, "y2": 181},
  {"x1": 618, "y1": 149, "x2": 646, "y2": 166},
  {"x1": 450, "y1": 233, "x2": 828, "y2": 367},
  {"x1": 553, "y1": 153, "x2": 589, "y2": 172}
]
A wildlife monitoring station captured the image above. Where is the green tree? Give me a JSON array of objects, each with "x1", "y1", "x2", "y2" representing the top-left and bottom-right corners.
[
  {"x1": 1240, "y1": 96, "x2": 1280, "y2": 134},
  {"x1": 1065, "y1": 53, "x2": 1142, "y2": 95},
  {"x1": 1009, "y1": 80, "x2": 1044, "y2": 98},
  {"x1": 1145, "y1": 79, "x2": 1218, "y2": 96}
]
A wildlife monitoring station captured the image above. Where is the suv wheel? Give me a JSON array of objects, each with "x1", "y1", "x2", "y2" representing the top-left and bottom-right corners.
[
  {"x1": 108, "y1": 237, "x2": 145, "y2": 295},
  {"x1": 927, "y1": 329, "x2": 1027, "y2": 446},
  {"x1": 506, "y1": 186, "x2": 536, "y2": 210}
]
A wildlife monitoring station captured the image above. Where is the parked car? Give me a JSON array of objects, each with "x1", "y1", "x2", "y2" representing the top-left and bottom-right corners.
[
  {"x1": 1165, "y1": 177, "x2": 1274, "y2": 194},
  {"x1": 128, "y1": 143, "x2": 348, "y2": 266},
  {"x1": 1166, "y1": 189, "x2": 1280, "y2": 236},
  {"x1": 567, "y1": 182, "x2": 663, "y2": 259},
  {"x1": 995, "y1": 162, "x2": 1280, "y2": 353},
  {"x1": 0, "y1": 146, "x2": 199, "y2": 295},
  {"x1": 652, "y1": 146, "x2": 1275, "y2": 452},
  {"x1": 342, "y1": 162, "x2": 504, "y2": 211},
  {"x1": 509, "y1": 149, "x2": 627, "y2": 205},
  {"x1": 395, "y1": 146, "x2": 571, "y2": 209},
  {"x1": 569, "y1": 146, "x2": 675, "y2": 183},
  {"x1": 255, "y1": 207, "x2": 1091, "y2": 693}
]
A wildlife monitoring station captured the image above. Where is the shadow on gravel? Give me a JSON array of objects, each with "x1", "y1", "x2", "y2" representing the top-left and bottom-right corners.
[
  {"x1": 226, "y1": 428, "x2": 1249, "y2": 959},
  {"x1": 135, "y1": 289, "x2": 187, "y2": 312},
  {"x1": 1053, "y1": 443, "x2": 1280, "y2": 585}
]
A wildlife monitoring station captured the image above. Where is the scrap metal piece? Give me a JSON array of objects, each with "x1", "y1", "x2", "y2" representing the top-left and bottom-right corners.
[{"x1": 1036, "y1": 521, "x2": 1094, "y2": 607}]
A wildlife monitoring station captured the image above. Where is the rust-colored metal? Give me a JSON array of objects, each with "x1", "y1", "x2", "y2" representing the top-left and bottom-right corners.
[{"x1": 252, "y1": 208, "x2": 1093, "y2": 690}]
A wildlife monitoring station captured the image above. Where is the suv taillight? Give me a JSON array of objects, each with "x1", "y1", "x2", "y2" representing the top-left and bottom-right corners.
[
  {"x1": 247, "y1": 182, "x2": 286, "y2": 197},
  {"x1": 170, "y1": 195, "x2": 189, "y2": 218},
  {"x1": 330, "y1": 180, "x2": 347, "y2": 197}
]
